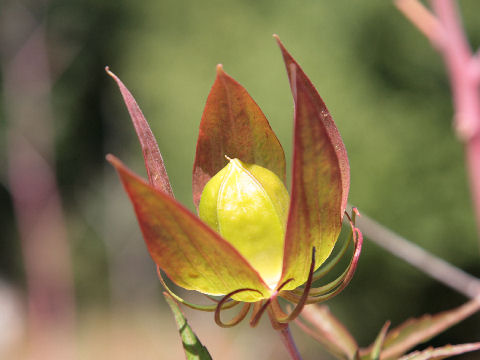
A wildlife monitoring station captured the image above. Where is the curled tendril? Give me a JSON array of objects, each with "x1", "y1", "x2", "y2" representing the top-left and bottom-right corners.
[
  {"x1": 249, "y1": 278, "x2": 295, "y2": 327},
  {"x1": 290, "y1": 207, "x2": 359, "y2": 297},
  {"x1": 249, "y1": 300, "x2": 264, "y2": 325},
  {"x1": 267, "y1": 302, "x2": 287, "y2": 330},
  {"x1": 203, "y1": 294, "x2": 222, "y2": 303},
  {"x1": 274, "y1": 247, "x2": 316, "y2": 323},
  {"x1": 250, "y1": 247, "x2": 316, "y2": 327},
  {"x1": 215, "y1": 288, "x2": 261, "y2": 328},
  {"x1": 279, "y1": 208, "x2": 363, "y2": 305},
  {"x1": 310, "y1": 226, "x2": 352, "y2": 283},
  {"x1": 156, "y1": 265, "x2": 239, "y2": 312},
  {"x1": 156, "y1": 208, "x2": 362, "y2": 328}
]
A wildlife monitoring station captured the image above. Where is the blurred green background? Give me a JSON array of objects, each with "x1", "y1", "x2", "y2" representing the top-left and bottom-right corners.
[{"x1": 1, "y1": 0, "x2": 480, "y2": 359}]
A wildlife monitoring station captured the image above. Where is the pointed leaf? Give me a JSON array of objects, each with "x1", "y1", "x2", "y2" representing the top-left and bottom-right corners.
[
  {"x1": 275, "y1": 36, "x2": 350, "y2": 288},
  {"x1": 164, "y1": 293, "x2": 213, "y2": 360},
  {"x1": 192, "y1": 65, "x2": 286, "y2": 209},
  {"x1": 368, "y1": 299, "x2": 480, "y2": 360},
  {"x1": 107, "y1": 155, "x2": 270, "y2": 302},
  {"x1": 398, "y1": 343, "x2": 480, "y2": 360},
  {"x1": 106, "y1": 67, "x2": 174, "y2": 197},
  {"x1": 296, "y1": 304, "x2": 358, "y2": 359},
  {"x1": 370, "y1": 322, "x2": 391, "y2": 360}
]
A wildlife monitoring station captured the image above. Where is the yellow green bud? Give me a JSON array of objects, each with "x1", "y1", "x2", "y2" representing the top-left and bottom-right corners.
[{"x1": 199, "y1": 158, "x2": 289, "y2": 288}]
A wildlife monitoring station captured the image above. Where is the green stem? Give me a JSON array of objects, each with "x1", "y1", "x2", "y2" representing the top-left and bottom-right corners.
[{"x1": 278, "y1": 324, "x2": 303, "y2": 360}]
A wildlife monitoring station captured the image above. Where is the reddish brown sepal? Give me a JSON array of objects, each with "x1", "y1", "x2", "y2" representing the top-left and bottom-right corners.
[
  {"x1": 275, "y1": 36, "x2": 351, "y2": 288},
  {"x1": 106, "y1": 67, "x2": 174, "y2": 197},
  {"x1": 192, "y1": 65, "x2": 286, "y2": 209}
]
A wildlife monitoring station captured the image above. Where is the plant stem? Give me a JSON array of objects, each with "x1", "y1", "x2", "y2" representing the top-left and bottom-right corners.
[
  {"x1": 432, "y1": 0, "x2": 480, "y2": 242},
  {"x1": 355, "y1": 210, "x2": 480, "y2": 299},
  {"x1": 278, "y1": 325, "x2": 303, "y2": 360},
  {"x1": 397, "y1": 0, "x2": 480, "y2": 241}
]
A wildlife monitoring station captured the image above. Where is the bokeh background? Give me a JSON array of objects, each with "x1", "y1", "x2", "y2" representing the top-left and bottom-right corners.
[{"x1": 1, "y1": 0, "x2": 480, "y2": 359}]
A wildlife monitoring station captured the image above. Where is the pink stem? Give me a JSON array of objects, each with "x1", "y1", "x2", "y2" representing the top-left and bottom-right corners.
[
  {"x1": 431, "y1": 0, "x2": 479, "y2": 138},
  {"x1": 394, "y1": 0, "x2": 443, "y2": 47},
  {"x1": 397, "y1": 1, "x2": 480, "y2": 238},
  {"x1": 398, "y1": 0, "x2": 480, "y2": 240},
  {"x1": 278, "y1": 325, "x2": 303, "y2": 360},
  {"x1": 399, "y1": 1, "x2": 480, "y2": 239},
  {"x1": 1, "y1": 4, "x2": 75, "y2": 358},
  {"x1": 431, "y1": 0, "x2": 480, "y2": 239}
]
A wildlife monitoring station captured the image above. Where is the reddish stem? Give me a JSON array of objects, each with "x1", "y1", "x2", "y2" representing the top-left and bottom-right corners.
[
  {"x1": 394, "y1": 0, "x2": 443, "y2": 47},
  {"x1": 431, "y1": 0, "x2": 480, "y2": 240},
  {"x1": 398, "y1": 0, "x2": 480, "y2": 239},
  {"x1": 278, "y1": 324, "x2": 303, "y2": 360},
  {"x1": 432, "y1": 0, "x2": 479, "y2": 139}
]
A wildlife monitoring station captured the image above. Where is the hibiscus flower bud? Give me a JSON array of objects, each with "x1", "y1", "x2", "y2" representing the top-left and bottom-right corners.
[{"x1": 199, "y1": 157, "x2": 290, "y2": 288}]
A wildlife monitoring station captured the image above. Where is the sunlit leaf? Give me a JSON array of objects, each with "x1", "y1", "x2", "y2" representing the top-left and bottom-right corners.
[
  {"x1": 275, "y1": 36, "x2": 350, "y2": 289},
  {"x1": 164, "y1": 293, "x2": 213, "y2": 360},
  {"x1": 108, "y1": 155, "x2": 270, "y2": 302},
  {"x1": 106, "y1": 68, "x2": 174, "y2": 197},
  {"x1": 365, "y1": 299, "x2": 480, "y2": 359},
  {"x1": 398, "y1": 342, "x2": 480, "y2": 360},
  {"x1": 282, "y1": 217, "x2": 363, "y2": 305},
  {"x1": 296, "y1": 304, "x2": 358, "y2": 359},
  {"x1": 192, "y1": 65, "x2": 286, "y2": 209}
]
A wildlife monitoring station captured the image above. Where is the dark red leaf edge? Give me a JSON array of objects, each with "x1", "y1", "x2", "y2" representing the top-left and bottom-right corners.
[
  {"x1": 275, "y1": 35, "x2": 351, "y2": 288},
  {"x1": 106, "y1": 67, "x2": 174, "y2": 197},
  {"x1": 274, "y1": 35, "x2": 350, "y2": 219}
]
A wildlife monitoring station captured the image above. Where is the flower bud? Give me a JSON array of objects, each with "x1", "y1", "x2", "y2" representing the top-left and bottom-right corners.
[{"x1": 199, "y1": 158, "x2": 289, "y2": 288}]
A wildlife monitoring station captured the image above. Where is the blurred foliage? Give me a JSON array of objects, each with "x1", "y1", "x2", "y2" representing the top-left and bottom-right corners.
[{"x1": 2, "y1": 0, "x2": 480, "y2": 358}]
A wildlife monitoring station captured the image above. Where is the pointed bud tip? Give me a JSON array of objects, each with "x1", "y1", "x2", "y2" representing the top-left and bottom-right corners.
[
  {"x1": 105, "y1": 66, "x2": 120, "y2": 82},
  {"x1": 106, "y1": 153, "x2": 119, "y2": 166},
  {"x1": 273, "y1": 34, "x2": 283, "y2": 47},
  {"x1": 216, "y1": 64, "x2": 224, "y2": 74}
]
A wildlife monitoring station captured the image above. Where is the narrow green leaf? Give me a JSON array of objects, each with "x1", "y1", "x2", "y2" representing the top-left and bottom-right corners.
[
  {"x1": 296, "y1": 304, "x2": 358, "y2": 359},
  {"x1": 373, "y1": 299, "x2": 480, "y2": 359},
  {"x1": 164, "y1": 292, "x2": 213, "y2": 360},
  {"x1": 106, "y1": 68, "x2": 174, "y2": 197},
  {"x1": 370, "y1": 322, "x2": 390, "y2": 360},
  {"x1": 275, "y1": 36, "x2": 350, "y2": 289},
  {"x1": 398, "y1": 342, "x2": 480, "y2": 360},
  {"x1": 107, "y1": 155, "x2": 270, "y2": 302},
  {"x1": 192, "y1": 65, "x2": 286, "y2": 210}
]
